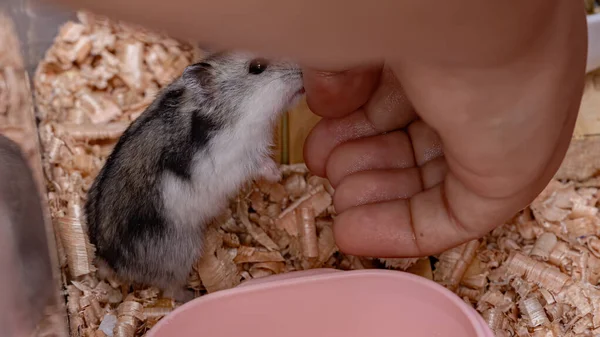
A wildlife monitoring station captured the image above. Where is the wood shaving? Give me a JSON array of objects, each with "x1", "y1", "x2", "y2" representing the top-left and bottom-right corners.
[
  {"x1": 29, "y1": 9, "x2": 600, "y2": 337},
  {"x1": 55, "y1": 199, "x2": 97, "y2": 278},
  {"x1": 114, "y1": 300, "x2": 144, "y2": 337},
  {"x1": 195, "y1": 227, "x2": 241, "y2": 293},
  {"x1": 406, "y1": 258, "x2": 434, "y2": 280},
  {"x1": 298, "y1": 207, "x2": 319, "y2": 258},
  {"x1": 380, "y1": 257, "x2": 420, "y2": 270},
  {"x1": 275, "y1": 184, "x2": 332, "y2": 236},
  {"x1": 518, "y1": 297, "x2": 548, "y2": 327},
  {"x1": 236, "y1": 199, "x2": 279, "y2": 251},
  {"x1": 433, "y1": 239, "x2": 480, "y2": 291},
  {"x1": 554, "y1": 136, "x2": 600, "y2": 181},
  {"x1": 233, "y1": 246, "x2": 285, "y2": 263}
]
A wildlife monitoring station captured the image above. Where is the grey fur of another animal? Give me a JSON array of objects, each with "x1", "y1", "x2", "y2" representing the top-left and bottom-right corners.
[
  {"x1": 0, "y1": 134, "x2": 54, "y2": 331},
  {"x1": 85, "y1": 51, "x2": 304, "y2": 296}
]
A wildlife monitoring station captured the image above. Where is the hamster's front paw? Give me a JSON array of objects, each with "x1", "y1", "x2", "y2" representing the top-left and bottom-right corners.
[{"x1": 259, "y1": 159, "x2": 282, "y2": 183}]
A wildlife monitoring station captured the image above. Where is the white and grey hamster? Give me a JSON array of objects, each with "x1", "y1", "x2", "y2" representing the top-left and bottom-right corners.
[{"x1": 84, "y1": 51, "x2": 304, "y2": 301}]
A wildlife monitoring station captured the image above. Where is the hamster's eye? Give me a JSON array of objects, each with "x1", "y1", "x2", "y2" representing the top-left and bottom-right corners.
[{"x1": 249, "y1": 59, "x2": 269, "y2": 75}]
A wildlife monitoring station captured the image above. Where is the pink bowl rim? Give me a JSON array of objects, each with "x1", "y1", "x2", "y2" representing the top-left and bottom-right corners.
[{"x1": 146, "y1": 268, "x2": 493, "y2": 337}]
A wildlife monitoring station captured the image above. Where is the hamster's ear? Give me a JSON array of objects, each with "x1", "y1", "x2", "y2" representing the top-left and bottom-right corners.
[{"x1": 182, "y1": 62, "x2": 212, "y2": 86}]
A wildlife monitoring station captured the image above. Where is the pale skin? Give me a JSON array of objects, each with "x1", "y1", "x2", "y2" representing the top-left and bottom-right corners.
[{"x1": 49, "y1": 0, "x2": 587, "y2": 257}]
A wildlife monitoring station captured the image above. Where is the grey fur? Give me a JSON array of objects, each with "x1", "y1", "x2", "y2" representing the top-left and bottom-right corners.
[
  {"x1": 0, "y1": 134, "x2": 54, "y2": 329},
  {"x1": 85, "y1": 51, "x2": 303, "y2": 299}
]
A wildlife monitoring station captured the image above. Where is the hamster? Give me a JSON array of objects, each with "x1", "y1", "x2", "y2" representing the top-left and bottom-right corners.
[
  {"x1": 84, "y1": 51, "x2": 304, "y2": 301},
  {"x1": 0, "y1": 134, "x2": 55, "y2": 335}
]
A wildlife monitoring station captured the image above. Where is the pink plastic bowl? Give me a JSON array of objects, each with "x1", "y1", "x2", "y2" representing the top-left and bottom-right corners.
[{"x1": 146, "y1": 268, "x2": 494, "y2": 337}]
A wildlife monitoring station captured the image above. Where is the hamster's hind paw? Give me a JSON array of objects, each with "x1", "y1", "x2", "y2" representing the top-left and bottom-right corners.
[
  {"x1": 94, "y1": 257, "x2": 118, "y2": 281},
  {"x1": 163, "y1": 286, "x2": 196, "y2": 303}
]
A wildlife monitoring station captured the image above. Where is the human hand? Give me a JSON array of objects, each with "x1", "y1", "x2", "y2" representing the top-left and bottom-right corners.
[{"x1": 302, "y1": 53, "x2": 585, "y2": 257}]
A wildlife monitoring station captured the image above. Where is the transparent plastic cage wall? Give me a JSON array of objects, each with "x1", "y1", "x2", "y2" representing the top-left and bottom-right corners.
[{"x1": 4, "y1": 0, "x2": 75, "y2": 77}]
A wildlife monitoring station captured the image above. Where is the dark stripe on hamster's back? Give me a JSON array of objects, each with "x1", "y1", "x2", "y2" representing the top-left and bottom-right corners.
[
  {"x1": 156, "y1": 66, "x2": 221, "y2": 180},
  {"x1": 191, "y1": 111, "x2": 221, "y2": 147},
  {"x1": 156, "y1": 86, "x2": 193, "y2": 179},
  {"x1": 159, "y1": 110, "x2": 222, "y2": 180}
]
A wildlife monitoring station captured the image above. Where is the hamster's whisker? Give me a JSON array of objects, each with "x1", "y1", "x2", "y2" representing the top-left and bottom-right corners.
[{"x1": 262, "y1": 72, "x2": 303, "y2": 87}]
